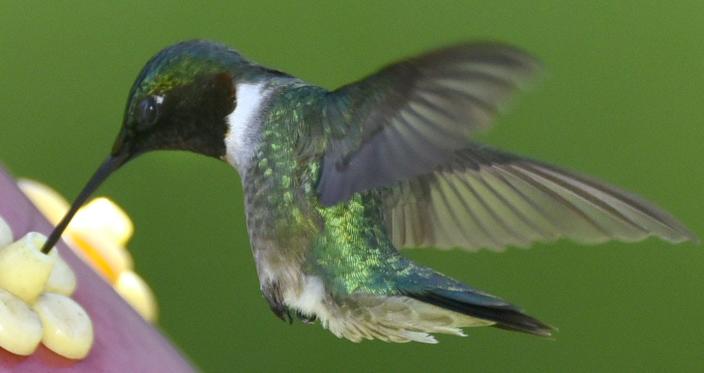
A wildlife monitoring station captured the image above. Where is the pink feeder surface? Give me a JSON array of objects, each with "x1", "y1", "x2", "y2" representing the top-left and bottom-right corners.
[{"x1": 0, "y1": 166, "x2": 195, "y2": 372}]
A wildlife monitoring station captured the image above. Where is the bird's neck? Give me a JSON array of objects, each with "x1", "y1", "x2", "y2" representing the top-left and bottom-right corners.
[
  {"x1": 237, "y1": 82, "x2": 328, "y2": 253},
  {"x1": 223, "y1": 81, "x2": 273, "y2": 172}
]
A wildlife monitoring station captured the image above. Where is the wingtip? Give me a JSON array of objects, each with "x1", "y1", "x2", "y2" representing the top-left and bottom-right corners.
[
  {"x1": 679, "y1": 223, "x2": 701, "y2": 245},
  {"x1": 679, "y1": 232, "x2": 700, "y2": 246},
  {"x1": 658, "y1": 220, "x2": 700, "y2": 246}
]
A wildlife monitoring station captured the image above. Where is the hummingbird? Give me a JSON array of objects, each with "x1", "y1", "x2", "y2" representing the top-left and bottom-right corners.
[{"x1": 42, "y1": 40, "x2": 697, "y2": 343}]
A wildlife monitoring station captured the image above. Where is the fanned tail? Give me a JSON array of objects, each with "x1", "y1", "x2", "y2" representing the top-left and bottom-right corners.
[
  {"x1": 296, "y1": 264, "x2": 554, "y2": 343},
  {"x1": 398, "y1": 265, "x2": 555, "y2": 337}
]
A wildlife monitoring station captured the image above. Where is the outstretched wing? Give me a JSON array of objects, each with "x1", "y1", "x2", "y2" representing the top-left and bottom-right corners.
[
  {"x1": 317, "y1": 43, "x2": 539, "y2": 206},
  {"x1": 382, "y1": 144, "x2": 697, "y2": 251}
]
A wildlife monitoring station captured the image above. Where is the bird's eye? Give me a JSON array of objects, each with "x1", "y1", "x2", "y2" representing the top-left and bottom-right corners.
[{"x1": 136, "y1": 96, "x2": 162, "y2": 130}]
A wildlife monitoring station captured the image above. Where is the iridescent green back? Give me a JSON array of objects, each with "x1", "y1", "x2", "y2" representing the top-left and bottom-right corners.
[{"x1": 244, "y1": 83, "x2": 417, "y2": 296}]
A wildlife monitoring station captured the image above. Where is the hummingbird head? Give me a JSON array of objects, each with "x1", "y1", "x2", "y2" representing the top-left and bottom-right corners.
[
  {"x1": 114, "y1": 39, "x2": 255, "y2": 160},
  {"x1": 41, "y1": 40, "x2": 277, "y2": 252}
]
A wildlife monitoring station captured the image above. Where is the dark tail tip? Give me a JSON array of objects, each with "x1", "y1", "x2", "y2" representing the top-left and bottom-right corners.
[{"x1": 408, "y1": 291, "x2": 555, "y2": 337}]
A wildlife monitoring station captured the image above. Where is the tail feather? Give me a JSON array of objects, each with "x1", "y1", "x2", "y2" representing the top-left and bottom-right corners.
[{"x1": 406, "y1": 288, "x2": 554, "y2": 337}]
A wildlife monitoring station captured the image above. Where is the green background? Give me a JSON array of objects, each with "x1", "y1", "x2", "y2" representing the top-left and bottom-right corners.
[{"x1": 1, "y1": 1, "x2": 702, "y2": 371}]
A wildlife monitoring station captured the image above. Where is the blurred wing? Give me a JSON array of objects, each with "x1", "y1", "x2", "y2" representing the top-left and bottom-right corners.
[
  {"x1": 317, "y1": 43, "x2": 540, "y2": 206},
  {"x1": 383, "y1": 144, "x2": 697, "y2": 251}
]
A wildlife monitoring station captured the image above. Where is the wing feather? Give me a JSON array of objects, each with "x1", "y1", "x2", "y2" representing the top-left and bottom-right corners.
[
  {"x1": 318, "y1": 43, "x2": 539, "y2": 205},
  {"x1": 313, "y1": 42, "x2": 695, "y2": 249},
  {"x1": 383, "y1": 145, "x2": 697, "y2": 251}
]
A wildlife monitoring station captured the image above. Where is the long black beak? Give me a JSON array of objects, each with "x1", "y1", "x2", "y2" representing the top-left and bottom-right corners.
[{"x1": 40, "y1": 151, "x2": 131, "y2": 254}]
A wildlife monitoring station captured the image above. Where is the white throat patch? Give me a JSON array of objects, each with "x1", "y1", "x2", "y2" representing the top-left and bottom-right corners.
[{"x1": 225, "y1": 82, "x2": 269, "y2": 171}]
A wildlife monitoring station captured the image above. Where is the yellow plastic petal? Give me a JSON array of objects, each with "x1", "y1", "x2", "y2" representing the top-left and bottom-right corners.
[
  {"x1": 71, "y1": 234, "x2": 133, "y2": 283},
  {"x1": 0, "y1": 232, "x2": 55, "y2": 303},
  {"x1": 17, "y1": 179, "x2": 70, "y2": 226},
  {"x1": 0, "y1": 288, "x2": 43, "y2": 356},
  {"x1": 18, "y1": 180, "x2": 134, "y2": 246},
  {"x1": 45, "y1": 251, "x2": 77, "y2": 296},
  {"x1": 114, "y1": 271, "x2": 158, "y2": 322},
  {"x1": 0, "y1": 215, "x2": 12, "y2": 248},
  {"x1": 33, "y1": 293, "x2": 94, "y2": 360},
  {"x1": 71, "y1": 197, "x2": 134, "y2": 247}
]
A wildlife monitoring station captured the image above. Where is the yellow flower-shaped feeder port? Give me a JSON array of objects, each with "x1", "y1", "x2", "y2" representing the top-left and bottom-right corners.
[
  {"x1": 18, "y1": 180, "x2": 157, "y2": 322},
  {"x1": 0, "y1": 219, "x2": 92, "y2": 359}
]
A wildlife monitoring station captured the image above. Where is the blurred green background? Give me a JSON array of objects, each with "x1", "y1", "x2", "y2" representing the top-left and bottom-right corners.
[{"x1": 1, "y1": 1, "x2": 702, "y2": 371}]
